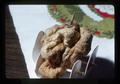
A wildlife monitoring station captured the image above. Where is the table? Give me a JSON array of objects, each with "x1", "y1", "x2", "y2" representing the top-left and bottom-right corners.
[{"x1": 5, "y1": 6, "x2": 29, "y2": 78}]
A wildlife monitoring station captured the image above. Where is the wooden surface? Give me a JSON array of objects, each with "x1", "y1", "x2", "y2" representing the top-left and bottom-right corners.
[{"x1": 5, "y1": 6, "x2": 29, "y2": 78}]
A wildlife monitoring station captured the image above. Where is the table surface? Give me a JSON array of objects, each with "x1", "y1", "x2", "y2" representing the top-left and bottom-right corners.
[{"x1": 5, "y1": 6, "x2": 29, "y2": 78}]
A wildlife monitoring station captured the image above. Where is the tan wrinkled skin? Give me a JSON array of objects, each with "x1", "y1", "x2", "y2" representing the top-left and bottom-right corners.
[{"x1": 35, "y1": 25, "x2": 93, "y2": 78}]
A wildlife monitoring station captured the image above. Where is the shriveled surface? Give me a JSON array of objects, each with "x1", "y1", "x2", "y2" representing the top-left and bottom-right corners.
[{"x1": 36, "y1": 24, "x2": 93, "y2": 78}]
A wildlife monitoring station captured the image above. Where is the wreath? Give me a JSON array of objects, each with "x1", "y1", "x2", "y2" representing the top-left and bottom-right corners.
[{"x1": 47, "y1": 5, "x2": 114, "y2": 39}]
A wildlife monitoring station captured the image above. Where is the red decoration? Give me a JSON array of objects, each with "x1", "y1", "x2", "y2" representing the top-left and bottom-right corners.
[
  {"x1": 59, "y1": 18, "x2": 65, "y2": 22},
  {"x1": 92, "y1": 5, "x2": 114, "y2": 18},
  {"x1": 95, "y1": 31, "x2": 101, "y2": 35}
]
